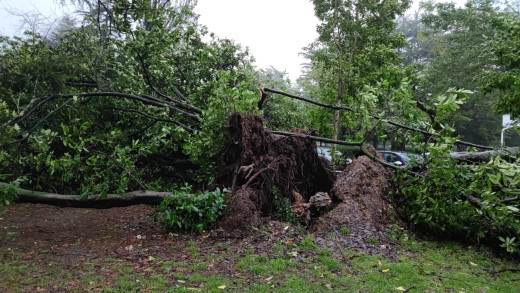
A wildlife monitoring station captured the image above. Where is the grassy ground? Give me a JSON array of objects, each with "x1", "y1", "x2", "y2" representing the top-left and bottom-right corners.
[{"x1": 1, "y1": 227, "x2": 519, "y2": 292}]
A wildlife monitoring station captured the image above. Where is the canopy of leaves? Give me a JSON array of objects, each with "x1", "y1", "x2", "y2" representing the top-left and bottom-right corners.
[{"x1": 0, "y1": 0, "x2": 259, "y2": 194}]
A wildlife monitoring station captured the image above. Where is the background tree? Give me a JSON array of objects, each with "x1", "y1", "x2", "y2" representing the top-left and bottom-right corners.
[
  {"x1": 483, "y1": 1, "x2": 520, "y2": 119},
  {"x1": 256, "y1": 67, "x2": 307, "y2": 131},
  {"x1": 412, "y1": 0, "x2": 503, "y2": 147},
  {"x1": 300, "y1": 0, "x2": 423, "y2": 153}
]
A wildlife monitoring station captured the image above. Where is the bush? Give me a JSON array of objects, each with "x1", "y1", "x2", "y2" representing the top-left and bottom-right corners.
[
  {"x1": 394, "y1": 139, "x2": 520, "y2": 254},
  {"x1": 156, "y1": 185, "x2": 227, "y2": 232}
]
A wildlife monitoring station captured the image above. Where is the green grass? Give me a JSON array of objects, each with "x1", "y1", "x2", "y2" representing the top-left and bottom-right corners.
[{"x1": 1, "y1": 231, "x2": 519, "y2": 292}]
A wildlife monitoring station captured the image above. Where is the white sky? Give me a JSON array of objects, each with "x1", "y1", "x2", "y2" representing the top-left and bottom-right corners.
[
  {"x1": 195, "y1": 0, "x2": 317, "y2": 81},
  {"x1": 0, "y1": 0, "x2": 464, "y2": 80}
]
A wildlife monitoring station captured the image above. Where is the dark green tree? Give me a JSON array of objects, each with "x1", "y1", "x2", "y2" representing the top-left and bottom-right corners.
[
  {"x1": 483, "y1": 4, "x2": 520, "y2": 119},
  {"x1": 414, "y1": 0, "x2": 503, "y2": 146}
]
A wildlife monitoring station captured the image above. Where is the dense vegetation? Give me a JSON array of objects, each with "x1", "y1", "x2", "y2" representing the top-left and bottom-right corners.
[{"x1": 0, "y1": 0, "x2": 519, "y2": 253}]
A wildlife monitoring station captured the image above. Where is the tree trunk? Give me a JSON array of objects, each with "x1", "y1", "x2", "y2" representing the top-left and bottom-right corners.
[
  {"x1": 1, "y1": 183, "x2": 170, "y2": 208},
  {"x1": 451, "y1": 148, "x2": 519, "y2": 163}
]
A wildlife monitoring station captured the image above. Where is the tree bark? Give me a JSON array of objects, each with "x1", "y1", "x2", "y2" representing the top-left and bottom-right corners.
[
  {"x1": 1, "y1": 183, "x2": 170, "y2": 208},
  {"x1": 450, "y1": 148, "x2": 519, "y2": 163}
]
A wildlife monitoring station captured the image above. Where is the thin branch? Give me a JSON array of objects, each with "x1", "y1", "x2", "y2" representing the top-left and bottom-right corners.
[
  {"x1": 112, "y1": 107, "x2": 196, "y2": 132},
  {"x1": 1, "y1": 92, "x2": 168, "y2": 131},
  {"x1": 140, "y1": 94, "x2": 202, "y2": 120},
  {"x1": 261, "y1": 87, "x2": 493, "y2": 150},
  {"x1": 89, "y1": 148, "x2": 148, "y2": 191},
  {"x1": 26, "y1": 99, "x2": 74, "y2": 134},
  {"x1": 260, "y1": 87, "x2": 353, "y2": 111},
  {"x1": 128, "y1": 30, "x2": 201, "y2": 115},
  {"x1": 128, "y1": 120, "x2": 157, "y2": 137},
  {"x1": 271, "y1": 130, "x2": 362, "y2": 147},
  {"x1": 172, "y1": 86, "x2": 191, "y2": 103},
  {"x1": 498, "y1": 197, "x2": 520, "y2": 204},
  {"x1": 359, "y1": 144, "x2": 401, "y2": 170}
]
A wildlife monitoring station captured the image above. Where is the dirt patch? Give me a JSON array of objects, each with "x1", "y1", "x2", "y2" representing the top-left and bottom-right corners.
[{"x1": 312, "y1": 155, "x2": 398, "y2": 259}]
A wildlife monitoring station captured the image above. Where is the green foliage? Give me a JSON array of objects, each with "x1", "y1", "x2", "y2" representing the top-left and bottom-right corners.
[
  {"x1": 395, "y1": 139, "x2": 520, "y2": 253},
  {"x1": 483, "y1": 10, "x2": 520, "y2": 118},
  {"x1": 0, "y1": 175, "x2": 26, "y2": 205},
  {"x1": 394, "y1": 88, "x2": 520, "y2": 253},
  {"x1": 257, "y1": 67, "x2": 308, "y2": 131},
  {"x1": 183, "y1": 69, "x2": 259, "y2": 179},
  {"x1": 0, "y1": 0, "x2": 258, "y2": 194},
  {"x1": 407, "y1": 0, "x2": 503, "y2": 146},
  {"x1": 271, "y1": 186, "x2": 298, "y2": 224},
  {"x1": 156, "y1": 185, "x2": 227, "y2": 232},
  {"x1": 301, "y1": 0, "x2": 415, "y2": 149}
]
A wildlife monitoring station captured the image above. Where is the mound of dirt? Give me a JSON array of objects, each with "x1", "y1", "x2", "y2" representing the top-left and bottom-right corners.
[
  {"x1": 311, "y1": 155, "x2": 399, "y2": 259},
  {"x1": 216, "y1": 113, "x2": 334, "y2": 230}
]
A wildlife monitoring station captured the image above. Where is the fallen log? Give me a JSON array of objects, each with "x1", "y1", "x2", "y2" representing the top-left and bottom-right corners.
[
  {"x1": 450, "y1": 147, "x2": 519, "y2": 163},
  {"x1": 1, "y1": 182, "x2": 170, "y2": 208}
]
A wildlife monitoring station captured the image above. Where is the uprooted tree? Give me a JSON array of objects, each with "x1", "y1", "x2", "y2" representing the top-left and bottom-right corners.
[{"x1": 1, "y1": 0, "x2": 519, "y2": 254}]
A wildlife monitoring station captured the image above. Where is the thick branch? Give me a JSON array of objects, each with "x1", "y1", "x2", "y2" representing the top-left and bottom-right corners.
[
  {"x1": 0, "y1": 182, "x2": 170, "y2": 208},
  {"x1": 261, "y1": 87, "x2": 493, "y2": 150},
  {"x1": 450, "y1": 148, "x2": 519, "y2": 163},
  {"x1": 0, "y1": 92, "x2": 198, "y2": 132},
  {"x1": 271, "y1": 130, "x2": 399, "y2": 169},
  {"x1": 271, "y1": 130, "x2": 361, "y2": 146}
]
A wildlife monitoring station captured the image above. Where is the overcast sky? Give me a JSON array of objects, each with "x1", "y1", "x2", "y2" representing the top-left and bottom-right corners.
[{"x1": 0, "y1": 0, "x2": 460, "y2": 80}]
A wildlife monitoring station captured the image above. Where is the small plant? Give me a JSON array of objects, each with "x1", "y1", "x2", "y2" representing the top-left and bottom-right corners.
[
  {"x1": 272, "y1": 186, "x2": 298, "y2": 224},
  {"x1": 340, "y1": 227, "x2": 350, "y2": 235},
  {"x1": 156, "y1": 185, "x2": 227, "y2": 232},
  {"x1": 298, "y1": 235, "x2": 318, "y2": 252},
  {"x1": 499, "y1": 237, "x2": 518, "y2": 254}
]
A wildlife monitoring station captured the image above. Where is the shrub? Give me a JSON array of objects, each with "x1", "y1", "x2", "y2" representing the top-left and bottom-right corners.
[
  {"x1": 157, "y1": 185, "x2": 227, "y2": 232},
  {"x1": 394, "y1": 139, "x2": 520, "y2": 254}
]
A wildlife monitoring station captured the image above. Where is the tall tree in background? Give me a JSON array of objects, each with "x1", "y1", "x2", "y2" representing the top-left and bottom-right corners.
[
  {"x1": 301, "y1": 0, "x2": 412, "y2": 150},
  {"x1": 416, "y1": 0, "x2": 502, "y2": 146},
  {"x1": 484, "y1": 1, "x2": 520, "y2": 119},
  {"x1": 395, "y1": 9, "x2": 434, "y2": 67}
]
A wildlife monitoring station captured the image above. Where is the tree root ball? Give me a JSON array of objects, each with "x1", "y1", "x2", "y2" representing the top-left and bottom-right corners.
[{"x1": 216, "y1": 113, "x2": 334, "y2": 230}]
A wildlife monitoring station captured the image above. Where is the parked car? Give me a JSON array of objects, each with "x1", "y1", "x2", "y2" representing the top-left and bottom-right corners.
[{"x1": 378, "y1": 150, "x2": 423, "y2": 167}]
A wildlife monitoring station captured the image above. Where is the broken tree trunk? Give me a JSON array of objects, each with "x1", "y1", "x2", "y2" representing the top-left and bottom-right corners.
[{"x1": 1, "y1": 183, "x2": 170, "y2": 208}]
